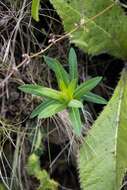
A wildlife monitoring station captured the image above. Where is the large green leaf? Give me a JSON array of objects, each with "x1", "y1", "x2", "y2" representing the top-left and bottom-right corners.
[
  {"x1": 18, "y1": 84, "x2": 64, "y2": 101},
  {"x1": 43, "y1": 56, "x2": 69, "y2": 89},
  {"x1": 78, "y1": 69, "x2": 127, "y2": 189},
  {"x1": 74, "y1": 77, "x2": 102, "y2": 99},
  {"x1": 69, "y1": 107, "x2": 82, "y2": 136},
  {"x1": 31, "y1": 0, "x2": 41, "y2": 22},
  {"x1": 50, "y1": 0, "x2": 127, "y2": 59},
  {"x1": 68, "y1": 48, "x2": 78, "y2": 80}
]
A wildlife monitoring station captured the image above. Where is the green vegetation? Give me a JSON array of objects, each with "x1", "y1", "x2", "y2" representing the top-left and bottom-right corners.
[
  {"x1": 19, "y1": 48, "x2": 106, "y2": 136},
  {"x1": 1, "y1": 0, "x2": 127, "y2": 189},
  {"x1": 50, "y1": 0, "x2": 127, "y2": 59},
  {"x1": 27, "y1": 153, "x2": 58, "y2": 190},
  {"x1": 31, "y1": 0, "x2": 41, "y2": 22},
  {"x1": 78, "y1": 69, "x2": 127, "y2": 189}
]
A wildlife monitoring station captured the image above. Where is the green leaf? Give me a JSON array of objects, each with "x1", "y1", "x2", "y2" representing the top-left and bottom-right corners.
[
  {"x1": 59, "y1": 80, "x2": 67, "y2": 92},
  {"x1": 30, "y1": 99, "x2": 57, "y2": 118},
  {"x1": 74, "y1": 77, "x2": 102, "y2": 99},
  {"x1": 68, "y1": 48, "x2": 78, "y2": 80},
  {"x1": 69, "y1": 107, "x2": 82, "y2": 136},
  {"x1": 27, "y1": 153, "x2": 58, "y2": 190},
  {"x1": 78, "y1": 69, "x2": 127, "y2": 189},
  {"x1": 18, "y1": 84, "x2": 64, "y2": 101},
  {"x1": 31, "y1": 0, "x2": 41, "y2": 22},
  {"x1": 68, "y1": 99, "x2": 83, "y2": 108},
  {"x1": 66, "y1": 79, "x2": 77, "y2": 100},
  {"x1": 38, "y1": 102, "x2": 67, "y2": 118},
  {"x1": 83, "y1": 92, "x2": 107, "y2": 104},
  {"x1": 50, "y1": 0, "x2": 127, "y2": 60},
  {"x1": 68, "y1": 79, "x2": 77, "y2": 93},
  {"x1": 43, "y1": 56, "x2": 69, "y2": 88}
]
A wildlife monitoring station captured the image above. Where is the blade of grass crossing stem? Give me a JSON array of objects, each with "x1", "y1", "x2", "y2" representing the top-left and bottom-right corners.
[
  {"x1": 43, "y1": 56, "x2": 69, "y2": 87},
  {"x1": 74, "y1": 77, "x2": 102, "y2": 99},
  {"x1": 69, "y1": 48, "x2": 78, "y2": 80},
  {"x1": 38, "y1": 102, "x2": 67, "y2": 118},
  {"x1": 30, "y1": 99, "x2": 57, "y2": 118},
  {"x1": 69, "y1": 107, "x2": 82, "y2": 136},
  {"x1": 31, "y1": 0, "x2": 41, "y2": 21},
  {"x1": 83, "y1": 92, "x2": 107, "y2": 104},
  {"x1": 18, "y1": 85, "x2": 64, "y2": 101}
]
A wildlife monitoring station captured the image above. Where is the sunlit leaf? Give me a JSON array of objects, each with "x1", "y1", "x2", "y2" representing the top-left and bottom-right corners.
[{"x1": 74, "y1": 77, "x2": 102, "y2": 99}]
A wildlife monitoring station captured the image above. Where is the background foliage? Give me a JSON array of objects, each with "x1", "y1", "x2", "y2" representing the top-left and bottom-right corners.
[{"x1": 50, "y1": 0, "x2": 127, "y2": 59}]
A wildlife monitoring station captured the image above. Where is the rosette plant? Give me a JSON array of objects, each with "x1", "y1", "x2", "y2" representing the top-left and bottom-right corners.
[{"x1": 19, "y1": 48, "x2": 107, "y2": 136}]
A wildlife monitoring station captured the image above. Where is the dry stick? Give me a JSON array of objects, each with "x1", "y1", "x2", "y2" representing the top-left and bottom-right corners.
[
  {"x1": 0, "y1": 3, "x2": 114, "y2": 87},
  {"x1": 0, "y1": 54, "x2": 30, "y2": 87}
]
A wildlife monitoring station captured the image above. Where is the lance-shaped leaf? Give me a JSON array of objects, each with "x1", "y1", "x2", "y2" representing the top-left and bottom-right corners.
[
  {"x1": 78, "y1": 69, "x2": 127, "y2": 190},
  {"x1": 31, "y1": 0, "x2": 41, "y2": 22},
  {"x1": 74, "y1": 77, "x2": 102, "y2": 99},
  {"x1": 18, "y1": 84, "x2": 64, "y2": 101},
  {"x1": 69, "y1": 107, "x2": 82, "y2": 136},
  {"x1": 83, "y1": 92, "x2": 107, "y2": 104},
  {"x1": 38, "y1": 102, "x2": 67, "y2": 118},
  {"x1": 43, "y1": 56, "x2": 69, "y2": 88},
  {"x1": 50, "y1": 0, "x2": 127, "y2": 60},
  {"x1": 68, "y1": 99, "x2": 83, "y2": 108},
  {"x1": 30, "y1": 99, "x2": 57, "y2": 118},
  {"x1": 59, "y1": 80, "x2": 67, "y2": 92},
  {"x1": 68, "y1": 48, "x2": 78, "y2": 80},
  {"x1": 68, "y1": 79, "x2": 77, "y2": 93},
  {"x1": 66, "y1": 78, "x2": 77, "y2": 99}
]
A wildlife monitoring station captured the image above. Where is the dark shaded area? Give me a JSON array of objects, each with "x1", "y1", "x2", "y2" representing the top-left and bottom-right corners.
[{"x1": 40, "y1": 142, "x2": 80, "y2": 190}]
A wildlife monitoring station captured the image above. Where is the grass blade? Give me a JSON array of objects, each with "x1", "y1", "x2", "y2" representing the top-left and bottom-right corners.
[
  {"x1": 18, "y1": 84, "x2": 64, "y2": 101},
  {"x1": 74, "y1": 77, "x2": 102, "y2": 99},
  {"x1": 69, "y1": 107, "x2": 82, "y2": 136},
  {"x1": 31, "y1": 0, "x2": 41, "y2": 21},
  {"x1": 83, "y1": 92, "x2": 107, "y2": 104},
  {"x1": 38, "y1": 102, "x2": 67, "y2": 118},
  {"x1": 69, "y1": 48, "x2": 78, "y2": 80}
]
